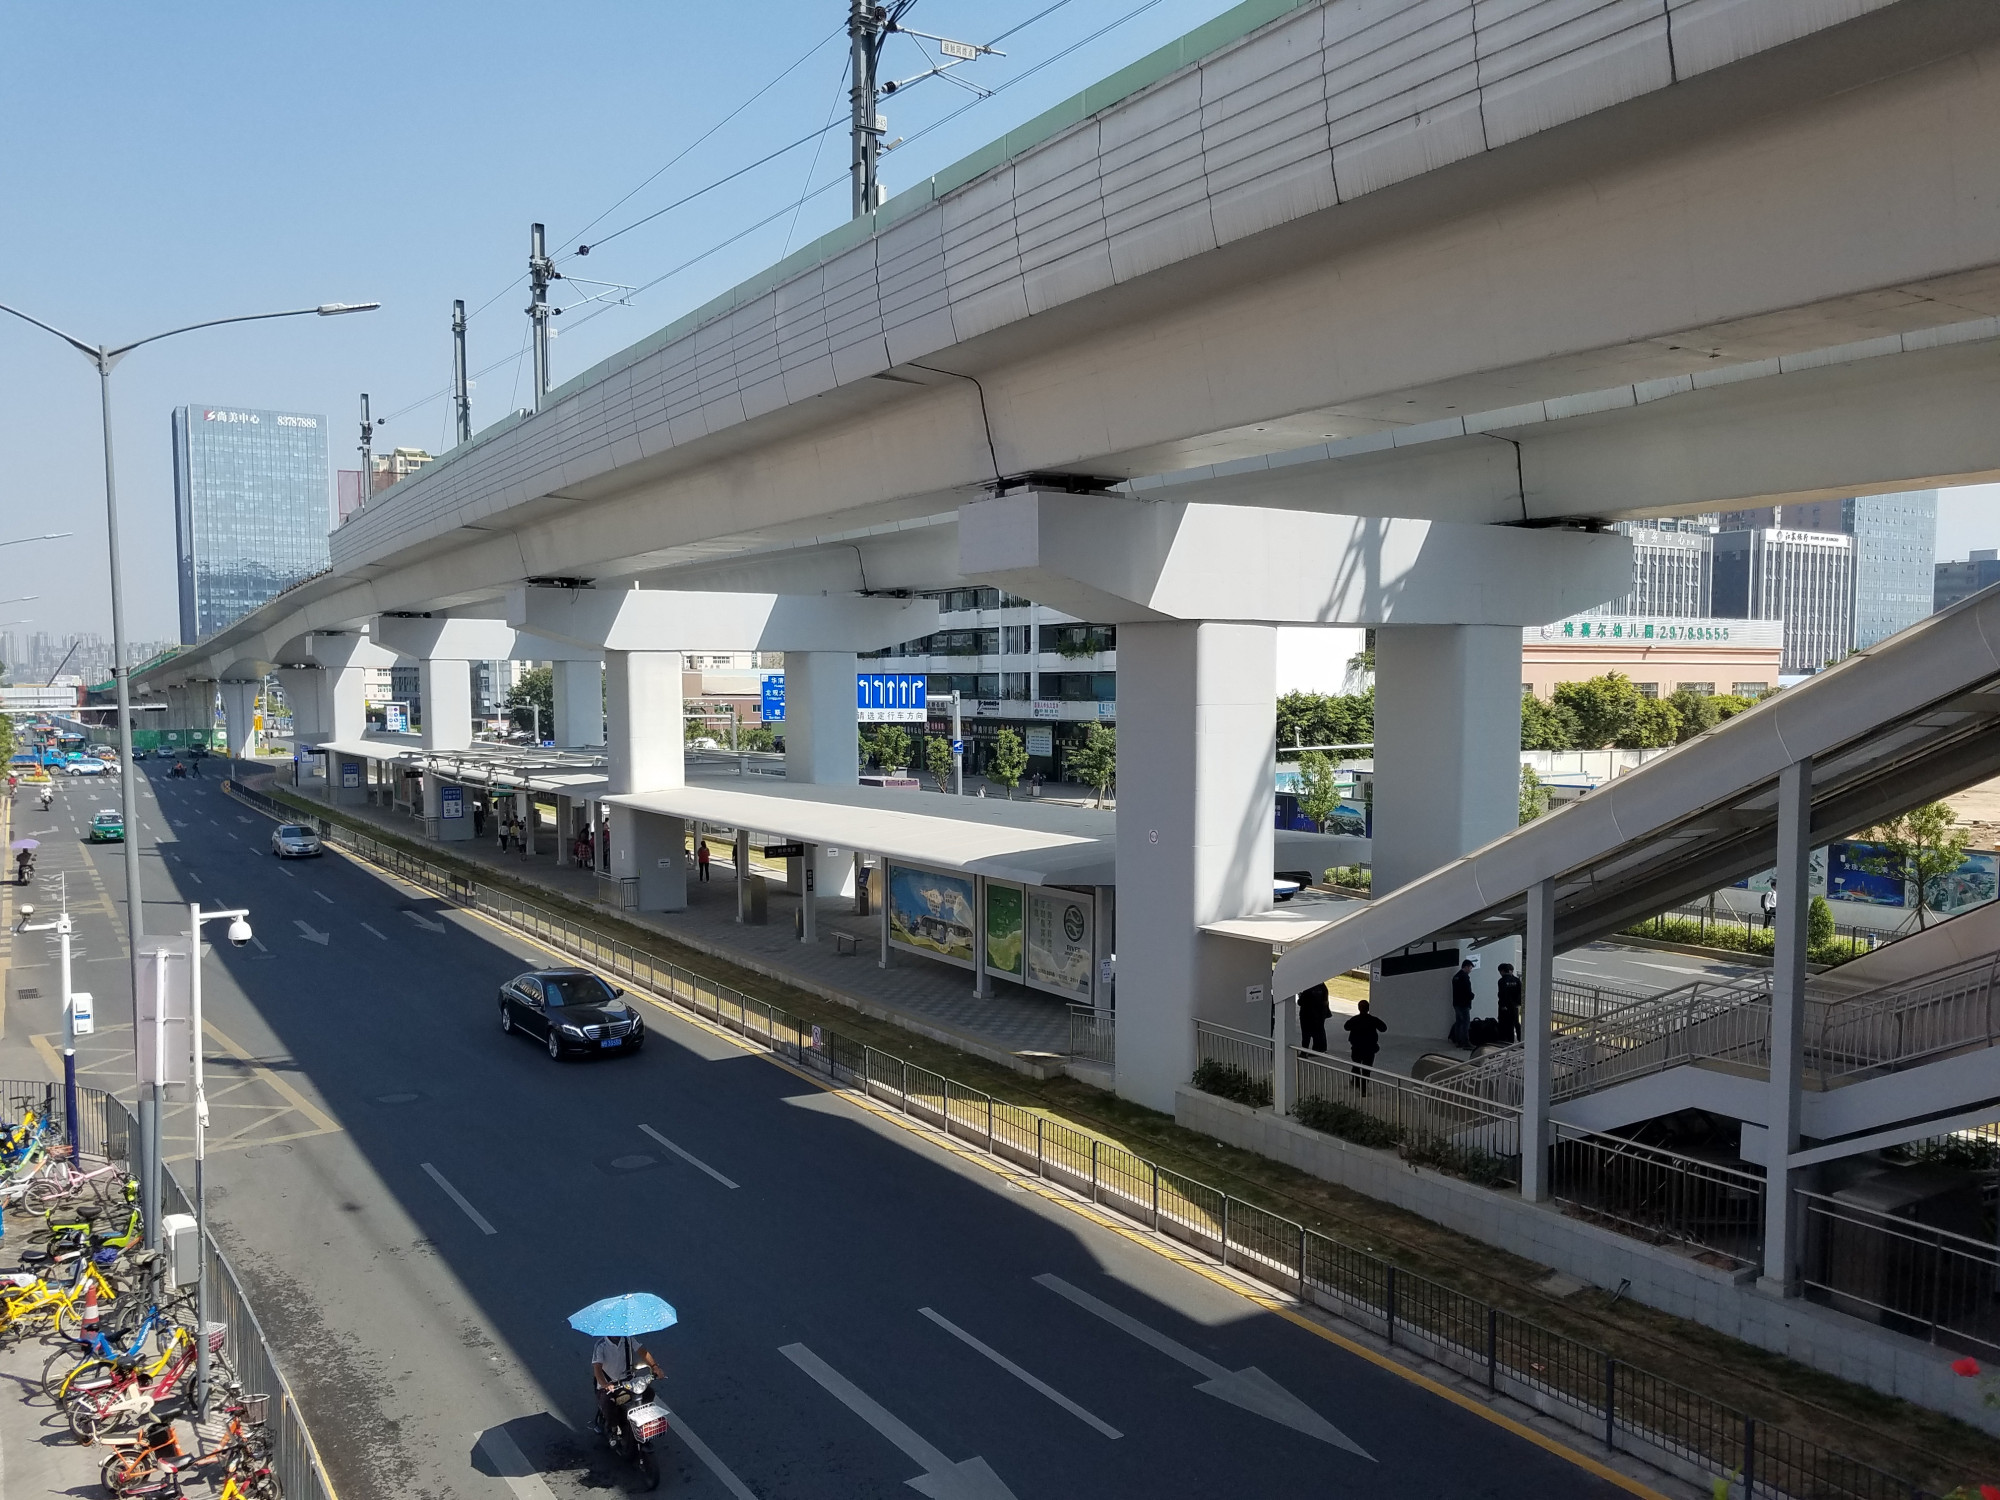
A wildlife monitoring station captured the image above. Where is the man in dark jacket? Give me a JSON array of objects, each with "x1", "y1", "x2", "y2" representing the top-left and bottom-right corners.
[
  {"x1": 1296, "y1": 982, "x2": 1332, "y2": 1052},
  {"x1": 1450, "y1": 960, "x2": 1475, "y2": 1049},
  {"x1": 1495, "y1": 962, "x2": 1523, "y2": 1044},
  {"x1": 1344, "y1": 1000, "x2": 1387, "y2": 1093}
]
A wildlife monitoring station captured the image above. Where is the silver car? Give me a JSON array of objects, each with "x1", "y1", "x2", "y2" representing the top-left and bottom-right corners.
[{"x1": 269, "y1": 823, "x2": 323, "y2": 858}]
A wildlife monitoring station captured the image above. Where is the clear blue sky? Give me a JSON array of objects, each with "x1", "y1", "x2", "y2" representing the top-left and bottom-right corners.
[{"x1": 4, "y1": 0, "x2": 1996, "y2": 643}]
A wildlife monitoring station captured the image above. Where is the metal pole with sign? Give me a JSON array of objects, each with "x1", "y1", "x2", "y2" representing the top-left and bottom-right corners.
[
  {"x1": 951, "y1": 692, "x2": 964, "y2": 796},
  {"x1": 183, "y1": 902, "x2": 251, "y2": 1416}
]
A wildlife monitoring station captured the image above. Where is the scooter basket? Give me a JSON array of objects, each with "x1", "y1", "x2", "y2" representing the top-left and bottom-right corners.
[
  {"x1": 626, "y1": 1402, "x2": 669, "y2": 1442},
  {"x1": 203, "y1": 1321, "x2": 228, "y2": 1353},
  {"x1": 240, "y1": 1393, "x2": 270, "y2": 1425}
]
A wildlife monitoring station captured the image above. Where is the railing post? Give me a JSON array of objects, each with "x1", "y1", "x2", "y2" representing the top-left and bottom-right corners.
[
  {"x1": 1220, "y1": 1197, "x2": 1230, "y2": 1267},
  {"x1": 987, "y1": 1095, "x2": 994, "y2": 1153},
  {"x1": 1297, "y1": 1225, "x2": 1307, "y2": 1295},
  {"x1": 1742, "y1": 1414, "x2": 1755, "y2": 1500},
  {"x1": 1385, "y1": 1265, "x2": 1396, "y2": 1346},
  {"x1": 1151, "y1": 1165, "x2": 1160, "y2": 1229},
  {"x1": 1036, "y1": 1116, "x2": 1044, "y2": 1178},
  {"x1": 1091, "y1": 1140, "x2": 1099, "y2": 1203},
  {"x1": 1486, "y1": 1307, "x2": 1498, "y2": 1392}
]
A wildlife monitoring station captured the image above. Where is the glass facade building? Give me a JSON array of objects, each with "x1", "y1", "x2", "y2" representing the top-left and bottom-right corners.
[
  {"x1": 173, "y1": 404, "x2": 330, "y2": 642},
  {"x1": 1717, "y1": 492, "x2": 1938, "y2": 652}
]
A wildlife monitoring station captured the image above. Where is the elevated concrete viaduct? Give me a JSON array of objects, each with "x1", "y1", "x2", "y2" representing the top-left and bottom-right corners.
[{"x1": 142, "y1": 0, "x2": 2000, "y2": 1133}]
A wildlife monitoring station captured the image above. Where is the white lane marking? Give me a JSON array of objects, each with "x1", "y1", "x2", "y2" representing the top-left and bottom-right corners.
[
  {"x1": 669, "y1": 1412, "x2": 759, "y2": 1500},
  {"x1": 293, "y1": 920, "x2": 330, "y2": 946},
  {"x1": 919, "y1": 1306, "x2": 1121, "y2": 1438},
  {"x1": 279, "y1": 866, "x2": 296, "y2": 878},
  {"x1": 313, "y1": 890, "x2": 334, "y2": 905},
  {"x1": 226, "y1": 831, "x2": 239, "y2": 841},
  {"x1": 1034, "y1": 1274, "x2": 1372, "y2": 1457},
  {"x1": 188, "y1": 872, "x2": 204, "y2": 886},
  {"x1": 421, "y1": 1162, "x2": 497, "y2": 1235},
  {"x1": 780, "y1": 1342, "x2": 1019, "y2": 1499},
  {"x1": 249, "y1": 936, "x2": 269, "y2": 953},
  {"x1": 359, "y1": 923, "x2": 387, "y2": 941},
  {"x1": 473, "y1": 1426, "x2": 559, "y2": 1500},
  {"x1": 637, "y1": 1124, "x2": 738, "y2": 1189}
]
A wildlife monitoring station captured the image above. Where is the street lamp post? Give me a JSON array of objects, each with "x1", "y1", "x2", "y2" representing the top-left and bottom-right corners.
[
  {"x1": 185, "y1": 900, "x2": 252, "y2": 1416},
  {"x1": 13, "y1": 883, "x2": 81, "y2": 1157},
  {"x1": 0, "y1": 299, "x2": 376, "y2": 1249}
]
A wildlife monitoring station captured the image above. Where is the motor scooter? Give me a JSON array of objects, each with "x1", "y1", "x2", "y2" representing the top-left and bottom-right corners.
[
  {"x1": 602, "y1": 1378, "x2": 667, "y2": 1490},
  {"x1": 14, "y1": 851, "x2": 33, "y2": 886}
]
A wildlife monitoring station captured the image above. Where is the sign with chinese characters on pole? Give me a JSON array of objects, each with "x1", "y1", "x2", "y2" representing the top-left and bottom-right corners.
[
  {"x1": 136, "y1": 942, "x2": 192, "y2": 1088},
  {"x1": 856, "y1": 673, "x2": 926, "y2": 723}
]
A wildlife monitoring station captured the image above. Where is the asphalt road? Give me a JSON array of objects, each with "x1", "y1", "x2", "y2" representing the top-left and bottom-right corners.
[{"x1": 2, "y1": 767, "x2": 1640, "y2": 1499}]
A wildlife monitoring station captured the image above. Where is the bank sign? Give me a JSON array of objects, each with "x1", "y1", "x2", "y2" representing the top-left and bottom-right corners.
[{"x1": 857, "y1": 673, "x2": 926, "y2": 723}]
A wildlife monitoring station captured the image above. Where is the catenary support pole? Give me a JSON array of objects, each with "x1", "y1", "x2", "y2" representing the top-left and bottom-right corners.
[
  {"x1": 358, "y1": 393, "x2": 373, "y2": 505},
  {"x1": 452, "y1": 298, "x2": 471, "y2": 445},
  {"x1": 529, "y1": 223, "x2": 555, "y2": 409},
  {"x1": 1761, "y1": 757, "x2": 1813, "y2": 1292},
  {"x1": 848, "y1": 0, "x2": 883, "y2": 218}
]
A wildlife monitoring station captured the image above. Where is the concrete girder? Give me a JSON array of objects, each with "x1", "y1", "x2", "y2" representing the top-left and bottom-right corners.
[
  {"x1": 957, "y1": 491, "x2": 1629, "y2": 626},
  {"x1": 506, "y1": 587, "x2": 937, "y2": 652},
  {"x1": 370, "y1": 615, "x2": 604, "y2": 663}
]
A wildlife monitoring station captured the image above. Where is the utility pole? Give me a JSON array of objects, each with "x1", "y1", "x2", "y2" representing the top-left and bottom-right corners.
[
  {"x1": 451, "y1": 298, "x2": 471, "y2": 445},
  {"x1": 951, "y1": 690, "x2": 964, "y2": 796},
  {"x1": 848, "y1": 0, "x2": 885, "y2": 218},
  {"x1": 527, "y1": 224, "x2": 558, "y2": 410},
  {"x1": 358, "y1": 394, "x2": 374, "y2": 504}
]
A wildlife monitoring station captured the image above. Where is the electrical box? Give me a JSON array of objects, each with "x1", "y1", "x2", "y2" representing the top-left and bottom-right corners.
[{"x1": 161, "y1": 1214, "x2": 200, "y2": 1287}]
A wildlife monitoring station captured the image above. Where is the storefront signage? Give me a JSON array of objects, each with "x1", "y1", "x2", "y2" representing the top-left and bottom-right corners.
[
  {"x1": 857, "y1": 673, "x2": 926, "y2": 723},
  {"x1": 1030, "y1": 701, "x2": 1061, "y2": 720},
  {"x1": 1025, "y1": 727, "x2": 1053, "y2": 758}
]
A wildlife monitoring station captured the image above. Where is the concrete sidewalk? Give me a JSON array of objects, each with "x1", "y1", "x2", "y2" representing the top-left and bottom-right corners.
[
  {"x1": 0, "y1": 1326, "x2": 107, "y2": 1498},
  {"x1": 250, "y1": 766, "x2": 1086, "y2": 1077}
]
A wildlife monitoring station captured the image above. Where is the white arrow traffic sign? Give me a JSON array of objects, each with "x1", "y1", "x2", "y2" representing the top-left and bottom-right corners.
[
  {"x1": 402, "y1": 909, "x2": 448, "y2": 933},
  {"x1": 1035, "y1": 1274, "x2": 1372, "y2": 1458},
  {"x1": 293, "y1": 919, "x2": 330, "y2": 946},
  {"x1": 780, "y1": 1343, "x2": 1019, "y2": 1499}
]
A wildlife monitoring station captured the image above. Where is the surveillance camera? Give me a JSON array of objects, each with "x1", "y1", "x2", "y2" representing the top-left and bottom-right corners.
[
  {"x1": 226, "y1": 916, "x2": 253, "y2": 949},
  {"x1": 18, "y1": 905, "x2": 33, "y2": 918}
]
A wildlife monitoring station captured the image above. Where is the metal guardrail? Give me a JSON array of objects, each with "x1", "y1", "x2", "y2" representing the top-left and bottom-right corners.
[
  {"x1": 1066, "y1": 1005, "x2": 1114, "y2": 1067},
  {"x1": 0, "y1": 1082, "x2": 336, "y2": 1500},
  {"x1": 1550, "y1": 1124, "x2": 1766, "y2": 1268},
  {"x1": 1799, "y1": 1189, "x2": 2000, "y2": 1358},
  {"x1": 1192, "y1": 1020, "x2": 1273, "y2": 1105},
  {"x1": 223, "y1": 779, "x2": 1945, "y2": 1500},
  {"x1": 1293, "y1": 1049, "x2": 1521, "y2": 1186}
]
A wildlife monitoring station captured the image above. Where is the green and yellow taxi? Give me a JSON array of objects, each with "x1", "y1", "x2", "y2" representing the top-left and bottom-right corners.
[{"x1": 87, "y1": 808, "x2": 124, "y2": 843}]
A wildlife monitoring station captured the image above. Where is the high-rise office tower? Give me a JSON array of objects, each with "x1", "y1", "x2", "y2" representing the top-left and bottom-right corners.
[
  {"x1": 172, "y1": 404, "x2": 331, "y2": 642},
  {"x1": 1717, "y1": 491, "x2": 1937, "y2": 651},
  {"x1": 1937, "y1": 550, "x2": 2000, "y2": 612},
  {"x1": 1712, "y1": 528, "x2": 1855, "y2": 673},
  {"x1": 1589, "y1": 523, "x2": 1713, "y2": 617}
]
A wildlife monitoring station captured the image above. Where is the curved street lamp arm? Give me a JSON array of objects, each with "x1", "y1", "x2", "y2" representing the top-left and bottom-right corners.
[
  {"x1": 0, "y1": 301, "x2": 98, "y2": 362},
  {"x1": 105, "y1": 305, "x2": 332, "y2": 361}
]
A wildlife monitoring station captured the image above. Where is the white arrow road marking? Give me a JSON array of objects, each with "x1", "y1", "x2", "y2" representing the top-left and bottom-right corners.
[
  {"x1": 360, "y1": 923, "x2": 387, "y2": 941},
  {"x1": 421, "y1": 1162, "x2": 497, "y2": 1235},
  {"x1": 403, "y1": 909, "x2": 447, "y2": 933},
  {"x1": 920, "y1": 1307, "x2": 1121, "y2": 1438},
  {"x1": 473, "y1": 1427, "x2": 559, "y2": 1500},
  {"x1": 1034, "y1": 1275, "x2": 1372, "y2": 1458},
  {"x1": 236, "y1": 816, "x2": 252, "y2": 824},
  {"x1": 638, "y1": 1124, "x2": 738, "y2": 1189},
  {"x1": 293, "y1": 920, "x2": 329, "y2": 946},
  {"x1": 780, "y1": 1343, "x2": 1020, "y2": 1500}
]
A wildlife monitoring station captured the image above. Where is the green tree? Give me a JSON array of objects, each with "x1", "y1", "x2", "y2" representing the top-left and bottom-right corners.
[
  {"x1": 1520, "y1": 692, "x2": 1574, "y2": 750},
  {"x1": 1520, "y1": 764, "x2": 1550, "y2": 824},
  {"x1": 1711, "y1": 693, "x2": 1757, "y2": 721},
  {"x1": 1276, "y1": 689, "x2": 1374, "y2": 755},
  {"x1": 871, "y1": 724, "x2": 911, "y2": 774},
  {"x1": 1554, "y1": 673, "x2": 1642, "y2": 749},
  {"x1": 0, "y1": 712, "x2": 15, "y2": 765},
  {"x1": 1619, "y1": 696, "x2": 1681, "y2": 749},
  {"x1": 988, "y1": 728, "x2": 1028, "y2": 799},
  {"x1": 1070, "y1": 722, "x2": 1118, "y2": 808},
  {"x1": 1859, "y1": 802, "x2": 1974, "y2": 929},
  {"x1": 504, "y1": 665, "x2": 554, "y2": 738},
  {"x1": 1293, "y1": 749, "x2": 1341, "y2": 830},
  {"x1": 1666, "y1": 686, "x2": 1721, "y2": 743},
  {"x1": 924, "y1": 735, "x2": 954, "y2": 792},
  {"x1": 1808, "y1": 894, "x2": 1836, "y2": 948}
]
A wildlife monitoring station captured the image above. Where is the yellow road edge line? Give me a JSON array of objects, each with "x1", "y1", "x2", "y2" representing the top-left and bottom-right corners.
[{"x1": 453, "y1": 888, "x2": 1674, "y2": 1499}]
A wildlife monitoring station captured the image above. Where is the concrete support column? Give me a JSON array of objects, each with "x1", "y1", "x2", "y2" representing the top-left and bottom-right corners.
[
  {"x1": 734, "y1": 828, "x2": 754, "y2": 922},
  {"x1": 800, "y1": 843, "x2": 818, "y2": 943},
  {"x1": 552, "y1": 658, "x2": 605, "y2": 747},
  {"x1": 1113, "y1": 621, "x2": 1276, "y2": 1112},
  {"x1": 422, "y1": 772, "x2": 473, "y2": 839},
  {"x1": 785, "y1": 651, "x2": 860, "y2": 900},
  {"x1": 1520, "y1": 878, "x2": 1555, "y2": 1203},
  {"x1": 220, "y1": 681, "x2": 258, "y2": 759},
  {"x1": 323, "y1": 667, "x2": 370, "y2": 743},
  {"x1": 1761, "y1": 757, "x2": 1813, "y2": 1294},
  {"x1": 632, "y1": 812, "x2": 687, "y2": 913},
  {"x1": 1370, "y1": 625, "x2": 1522, "y2": 1038},
  {"x1": 418, "y1": 659, "x2": 474, "y2": 751},
  {"x1": 971, "y1": 875, "x2": 989, "y2": 997},
  {"x1": 605, "y1": 650, "x2": 683, "y2": 795},
  {"x1": 273, "y1": 670, "x2": 323, "y2": 743}
]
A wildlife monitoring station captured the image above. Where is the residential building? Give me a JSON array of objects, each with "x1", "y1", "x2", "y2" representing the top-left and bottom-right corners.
[
  {"x1": 1718, "y1": 491, "x2": 1938, "y2": 650},
  {"x1": 172, "y1": 404, "x2": 330, "y2": 642},
  {"x1": 1522, "y1": 615, "x2": 1783, "y2": 701},
  {"x1": 1937, "y1": 550, "x2": 2000, "y2": 612},
  {"x1": 1712, "y1": 527, "x2": 1854, "y2": 673}
]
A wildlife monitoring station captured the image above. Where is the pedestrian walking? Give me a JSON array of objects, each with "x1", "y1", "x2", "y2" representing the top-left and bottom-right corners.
[
  {"x1": 696, "y1": 840, "x2": 711, "y2": 882},
  {"x1": 1450, "y1": 960, "x2": 1475, "y2": 1049},
  {"x1": 1296, "y1": 982, "x2": 1332, "y2": 1053},
  {"x1": 1761, "y1": 887, "x2": 1777, "y2": 929},
  {"x1": 1495, "y1": 962, "x2": 1523, "y2": 1045},
  {"x1": 473, "y1": 801, "x2": 486, "y2": 838},
  {"x1": 497, "y1": 815, "x2": 511, "y2": 853},
  {"x1": 1344, "y1": 1000, "x2": 1387, "y2": 1092}
]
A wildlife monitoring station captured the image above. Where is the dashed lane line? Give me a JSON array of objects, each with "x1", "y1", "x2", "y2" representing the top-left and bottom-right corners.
[
  {"x1": 636, "y1": 1123, "x2": 738, "y2": 1189},
  {"x1": 421, "y1": 1161, "x2": 497, "y2": 1235}
]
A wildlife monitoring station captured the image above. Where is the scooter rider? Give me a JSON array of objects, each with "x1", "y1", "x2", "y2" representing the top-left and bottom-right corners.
[
  {"x1": 591, "y1": 1334, "x2": 663, "y2": 1437},
  {"x1": 38, "y1": 787, "x2": 52, "y2": 811},
  {"x1": 14, "y1": 847, "x2": 33, "y2": 885}
]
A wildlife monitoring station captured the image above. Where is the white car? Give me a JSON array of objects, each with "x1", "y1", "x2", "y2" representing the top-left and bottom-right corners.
[
  {"x1": 269, "y1": 823, "x2": 323, "y2": 858},
  {"x1": 62, "y1": 759, "x2": 109, "y2": 777}
]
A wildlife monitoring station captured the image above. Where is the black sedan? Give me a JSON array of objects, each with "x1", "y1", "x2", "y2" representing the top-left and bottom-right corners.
[{"x1": 498, "y1": 968, "x2": 645, "y2": 1060}]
